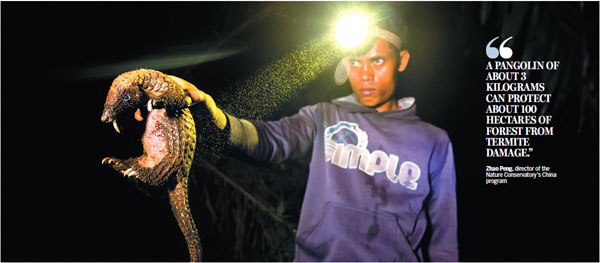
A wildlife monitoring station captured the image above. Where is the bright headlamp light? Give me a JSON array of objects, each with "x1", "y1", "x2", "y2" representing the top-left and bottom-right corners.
[
  {"x1": 332, "y1": 12, "x2": 403, "y2": 85},
  {"x1": 334, "y1": 14, "x2": 371, "y2": 49}
]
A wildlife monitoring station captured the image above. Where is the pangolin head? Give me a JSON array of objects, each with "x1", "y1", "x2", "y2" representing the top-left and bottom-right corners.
[{"x1": 101, "y1": 71, "x2": 147, "y2": 133}]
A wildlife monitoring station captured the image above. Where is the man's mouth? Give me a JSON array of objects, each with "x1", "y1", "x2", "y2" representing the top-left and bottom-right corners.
[{"x1": 359, "y1": 88, "x2": 376, "y2": 96}]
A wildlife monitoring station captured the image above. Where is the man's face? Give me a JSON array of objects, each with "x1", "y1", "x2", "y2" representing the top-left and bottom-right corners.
[{"x1": 347, "y1": 38, "x2": 399, "y2": 112}]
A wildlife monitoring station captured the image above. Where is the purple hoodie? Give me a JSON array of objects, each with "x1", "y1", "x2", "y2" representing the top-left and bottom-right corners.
[{"x1": 248, "y1": 94, "x2": 458, "y2": 261}]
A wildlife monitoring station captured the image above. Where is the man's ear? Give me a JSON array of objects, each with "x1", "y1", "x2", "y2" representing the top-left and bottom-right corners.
[{"x1": 397, "y1": 50, "x2": 410, "y2": 72}]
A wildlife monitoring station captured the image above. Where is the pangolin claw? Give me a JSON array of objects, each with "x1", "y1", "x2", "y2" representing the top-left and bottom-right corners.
[
  {"x1": 147, "y1": 100, "x2": 153, "y2": 112},
  {"x1": 113, "y1": 119, "x2": 121, "y2": 133},
  {"x1": 102, "y1": 157, "x2": 114, "y2": 165},
  {"x1": 147, "y1": 99, "x2": 167, "y2": 112},
  {"x1": 123, "y1": 168, "x2": 137, "y2": 177}
]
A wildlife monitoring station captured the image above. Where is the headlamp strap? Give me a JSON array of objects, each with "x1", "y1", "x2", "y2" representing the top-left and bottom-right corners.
[{"x1": 374, "y1": 27, "x2": 401, "y2": 50}]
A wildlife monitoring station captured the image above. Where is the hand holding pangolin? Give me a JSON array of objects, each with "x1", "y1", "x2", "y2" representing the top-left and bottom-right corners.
[{"x1": 100, "y1": 69, "x2": 206, "y2": 262}]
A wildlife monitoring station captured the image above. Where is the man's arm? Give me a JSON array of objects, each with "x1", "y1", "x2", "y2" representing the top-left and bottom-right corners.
[
  {"x1": 171, "y1": 75, "x2": 316, "y2": 164},
  {"x1": 243, "y1": 107, "x2": 317, "y2": 164},
  {"x1": 426, "y1": 134, "x2": 459, "y2": 262},
  {"x1": 169, "y1": 75, "x2": 262, "y2": 151}
]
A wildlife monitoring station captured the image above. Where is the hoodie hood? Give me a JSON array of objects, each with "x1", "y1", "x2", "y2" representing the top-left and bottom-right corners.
[{"x1": 332, "y1": 94, "x2": 420, "y2": 120}]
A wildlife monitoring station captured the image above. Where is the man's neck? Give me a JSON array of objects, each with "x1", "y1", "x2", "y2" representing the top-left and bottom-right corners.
[{"x1": 375, "y1": 98, "x2": 398, "y2": 112}]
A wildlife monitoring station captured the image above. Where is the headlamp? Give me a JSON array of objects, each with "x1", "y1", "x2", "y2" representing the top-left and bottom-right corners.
[
  {"x1": 334, "y1": 14, "x2": 370, "y2": 49},
  {"x1": 333, "y1": 13, "x2": 403, "y2": 85}
]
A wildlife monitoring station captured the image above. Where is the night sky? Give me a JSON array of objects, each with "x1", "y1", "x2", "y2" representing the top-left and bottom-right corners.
[{"x1": 2, "y1": 2, "x2": 598, "y2": 261}]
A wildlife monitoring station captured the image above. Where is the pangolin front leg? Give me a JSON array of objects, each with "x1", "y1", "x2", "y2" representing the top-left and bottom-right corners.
[{"x1": 102, "y1": 108, "x2": 186, "y2": 185}]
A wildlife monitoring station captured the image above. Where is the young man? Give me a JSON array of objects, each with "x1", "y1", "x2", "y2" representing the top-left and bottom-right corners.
[{"x1": 176, "y1": 24, "x2": 458, "y2": 262}]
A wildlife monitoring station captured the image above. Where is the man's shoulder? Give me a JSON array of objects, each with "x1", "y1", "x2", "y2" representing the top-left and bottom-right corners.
[
  {"x1": 297, "y1": 101, "x2": 340, "y2": 115},
  {"x1": 414, "y1": 120, "x2": 451, "y2": 143},
  {"x1": 381, "y1": 113, "x2": 450, "y2": 144}
]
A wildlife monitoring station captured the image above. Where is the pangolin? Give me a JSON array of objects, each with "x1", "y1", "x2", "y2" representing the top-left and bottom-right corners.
[{"x1": 100, "y1": 69, "x2": 201, "y2": 261}]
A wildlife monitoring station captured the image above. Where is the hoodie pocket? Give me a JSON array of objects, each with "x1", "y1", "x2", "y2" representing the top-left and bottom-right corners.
[{"x1": 296, "y1": 202, "x2": 417, "y2": 261}]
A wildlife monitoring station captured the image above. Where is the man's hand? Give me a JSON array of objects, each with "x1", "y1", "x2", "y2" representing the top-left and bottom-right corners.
[
  {"x1": 167, "y1": 75, "x2": 202, "y2": 103},
  {"x1": 133, "y1": 75, "x2": 227, "y2": 131},
  {"x1": 168, "y1": 75, "x2": 203, "y2": 103},
  {"x1": 168, "y1": 75, "x2": 227, "y2": 130}
]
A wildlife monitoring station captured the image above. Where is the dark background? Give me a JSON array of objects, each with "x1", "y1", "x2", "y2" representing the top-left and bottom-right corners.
[{"x1": 2, "y1": 2, "x2": 598, "y2": 261}]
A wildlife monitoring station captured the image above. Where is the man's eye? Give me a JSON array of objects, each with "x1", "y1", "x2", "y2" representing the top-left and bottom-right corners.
[
  {"x1": 350, "y1": 60, "x2": 360, "y2": 66},
  {"x1": 374, "y1": 58, "x2": 384, "y2": 65}
]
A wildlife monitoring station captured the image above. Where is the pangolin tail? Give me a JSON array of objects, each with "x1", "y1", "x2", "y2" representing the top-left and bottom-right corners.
[
  {"x1": 168, "y1": 176, "x2": 202, "y2": 262},
  {"x1": 168, "y1": 108, "x2": 201, "y2": 262}
]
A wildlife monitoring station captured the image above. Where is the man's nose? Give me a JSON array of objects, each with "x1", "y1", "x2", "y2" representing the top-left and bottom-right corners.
[{"x1": 360, "y1": 63, "x2": 373, "y2": 81}]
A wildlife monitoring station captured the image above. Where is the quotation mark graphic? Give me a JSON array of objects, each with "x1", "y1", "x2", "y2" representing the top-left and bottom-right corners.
[{"x1": 486, "y1": 36, "x2": 513, "y2": 59}]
